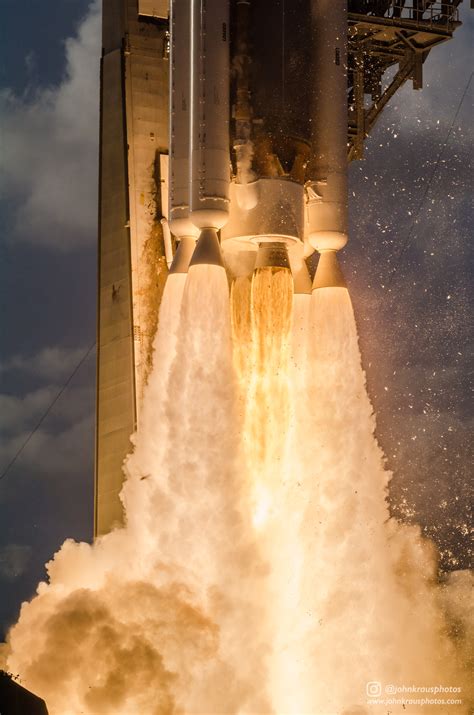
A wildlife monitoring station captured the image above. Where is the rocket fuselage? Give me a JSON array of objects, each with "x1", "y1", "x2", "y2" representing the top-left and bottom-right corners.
[
  {"x1": 190, "y1": 0, "x2": 230, "y2": 232},
  {"x1": 168, "y1": 0, "x2": 349, "y2": 284},
  {"x1": 169, "y1": 0, "x2": 198, "y2": 242},
  {"x1": 307, "y1": 0, "x2": 349, "y2": 254}
]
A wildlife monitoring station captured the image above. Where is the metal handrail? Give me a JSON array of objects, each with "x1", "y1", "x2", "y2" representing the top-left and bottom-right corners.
[{"x1": 349, "y1": 1, "x2": 460, "y2": 29}]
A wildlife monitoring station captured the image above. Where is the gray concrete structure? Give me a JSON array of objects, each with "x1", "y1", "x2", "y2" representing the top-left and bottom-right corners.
[{"x1": 95, "y1": 0, "x2": 169, "y2": 536}]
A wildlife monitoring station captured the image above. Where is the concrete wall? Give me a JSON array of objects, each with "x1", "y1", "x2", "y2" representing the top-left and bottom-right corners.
[
  {"x1": 124, "y1": 1, "x2": 169, "y2": 408},
  {"x1": 95, "y1": 0, "x2": 169, "y2": 536}
]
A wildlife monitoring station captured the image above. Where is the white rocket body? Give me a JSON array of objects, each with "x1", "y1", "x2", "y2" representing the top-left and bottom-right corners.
[
  {"x1": 168, "y1": 0, "x2": 349, "y2": 280},
  {"x1": 169, "y1": 0, "x2": 230, "y2": 269},
  {"x1": 307, "y1": 0, "x2": 348, "y2": 254},
  {"x1": 307, "y1": 0, "x2": 348, "y2": 289},
  {"x1": 169, "y1": 0, "x2": 199, "y2": 244},
  {"x1": 190, "y1": 0, "x2": 230, "y2": 232}
]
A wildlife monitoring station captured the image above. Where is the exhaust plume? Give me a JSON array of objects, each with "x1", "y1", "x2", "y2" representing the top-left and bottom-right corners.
[{"x1": 2, "y1": 269, "x2": 471, "y2": 714}]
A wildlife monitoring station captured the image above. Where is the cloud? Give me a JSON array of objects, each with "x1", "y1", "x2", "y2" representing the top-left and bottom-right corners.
[
  {"x1": 0, "y1": 383, "x2": 94, "y2": 434},
  {"x1": 0, "y1": 387, "x2": 59, "y2": 434},
  {"x1": 24, "y1": 51, "x2": 37, "y2": 77},
  {"x1": 0, "y1": 0, "x2": 101, "y2": 250},
  {"x1": 0, "y1": 374, "x2": 95, "y2": 479},
  {"x1": 0, "y1": 407, "x2": 94, "y2": 485},
  {"x1": 0, "y1": 545, "x2": 32, "y2": 582},
  {"x1": 0, "y1": 345, "x2": 90, "y2": 382},
  {"x1": 0, "y1": 341, "x2": 96, "y2": 481},
  {"x1": 0, "y1": 414, "x2": 95, "y2": 480}
]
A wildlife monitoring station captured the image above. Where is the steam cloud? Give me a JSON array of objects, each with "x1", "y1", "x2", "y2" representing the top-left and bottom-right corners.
[{"x1": 1, "y1": 270, "x2": 472, "y2": 713}]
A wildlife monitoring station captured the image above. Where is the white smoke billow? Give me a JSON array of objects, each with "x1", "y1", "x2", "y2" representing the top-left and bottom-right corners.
[
  {"x1": 276, "y1": 287, "x2": 471, "y2": 713},
  {"x1": 1, "y1": 267, "x2": 472, "y2": 713}
]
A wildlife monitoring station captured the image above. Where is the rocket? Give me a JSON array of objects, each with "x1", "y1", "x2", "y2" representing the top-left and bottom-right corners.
[
  {"x1": 307, "y1": 0, "x2": 348, "y2": 289},
  {"x1": 96, "y1": 0, "x2": 463, "y2": 535},
  {"x1": 167, "y1": 0, "x2": 349, "y2": 287},
  {"x1": 169, "y1": 0, "x2": 229, "y2": 271}
]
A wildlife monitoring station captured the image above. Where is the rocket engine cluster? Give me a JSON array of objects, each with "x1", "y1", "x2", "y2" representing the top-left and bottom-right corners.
[{"x1": 167, "y1": 0, "x2": 348, "y2": 290}]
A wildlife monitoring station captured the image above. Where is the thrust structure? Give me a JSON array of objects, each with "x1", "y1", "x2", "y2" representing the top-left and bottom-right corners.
[{"x1": 96, "y1": 0, "x2": 463, "y2": 536}]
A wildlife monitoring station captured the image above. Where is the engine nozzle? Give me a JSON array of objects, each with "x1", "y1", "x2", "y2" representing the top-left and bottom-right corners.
[
  {"x1": 312, "y1": 250, "x2": 347, "y2": 290},
  {"x1": 169, "y1": 236, "x2": 197, "y2": 274},
  {"x1": 254, "y1": 241, "x2": 291, "y2": 271},
  {"x1": 189, "y1": 228, "x2": 225, "y2": 268}
]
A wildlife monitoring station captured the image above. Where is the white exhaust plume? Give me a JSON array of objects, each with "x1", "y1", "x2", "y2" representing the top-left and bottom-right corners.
[
  {"x1": 239, "y1": 266, "x2": 293, "y2": 529},
  {"x1": 231, "y1": 278, "x2": 471, "y2": 714},
  {"x1": 2, "y1": 265, "x2": 271, "y2": 714},
  {"x1": 2, "y1": 268, "x2": 471, "y2": 714},
  {"x1": 234, "y1": 139, "x2": 256, "y2": 185},
  {"x1": 270, "y1": 286, "x2": 471, "y2": 713},
  {"x1": 122, "y1": 272, "x2": 187, "y2": 543}
]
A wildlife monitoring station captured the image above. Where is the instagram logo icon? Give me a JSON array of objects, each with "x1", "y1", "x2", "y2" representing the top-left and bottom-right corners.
[{"x1": 366, "y1": 682, "x2": 382, "y2": 697}]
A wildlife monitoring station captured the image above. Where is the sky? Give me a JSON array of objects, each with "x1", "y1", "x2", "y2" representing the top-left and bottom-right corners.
[{"x1": 0, "y1": 1, "x2": 472, "y2": 640}]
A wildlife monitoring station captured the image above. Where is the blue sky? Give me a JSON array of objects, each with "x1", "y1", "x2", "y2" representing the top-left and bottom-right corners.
[
  {"x1": 0, "y1": 0, "x2": 99, "y2": 638},
  {"x1": 0, "y1": 1, "x2": 472, "y2": 639}
]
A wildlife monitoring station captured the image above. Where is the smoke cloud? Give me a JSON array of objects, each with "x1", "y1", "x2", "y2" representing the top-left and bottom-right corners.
[
  {"x1": 2, "y1": 271, "x2": 472, "y2": 713},
  {"x1": 0, "y1": 1, "x2": 100, "y2": 249}
]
